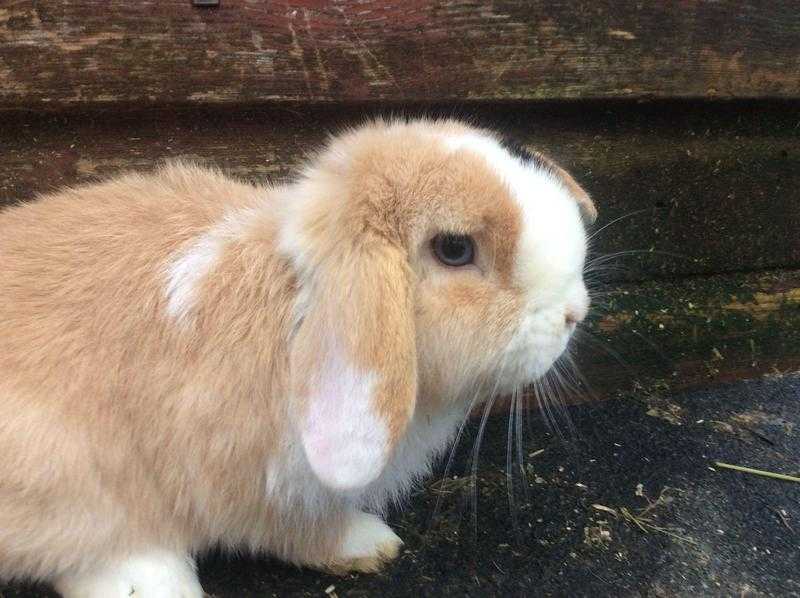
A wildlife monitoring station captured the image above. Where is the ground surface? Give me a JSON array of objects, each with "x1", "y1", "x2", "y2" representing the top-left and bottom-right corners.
[{"x1": 3, "y1": 374, "x2": 798, "y2": 597}]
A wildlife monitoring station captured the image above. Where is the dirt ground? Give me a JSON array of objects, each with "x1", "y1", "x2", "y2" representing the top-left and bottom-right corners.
[{"x1": 3, "y1": 374, "x2": 799, "y2": 597}]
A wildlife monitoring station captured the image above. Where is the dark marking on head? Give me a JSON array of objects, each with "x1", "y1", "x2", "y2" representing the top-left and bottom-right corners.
[
  {"x1": 499, "y1": 135, "x2": 597, "y2": 223},
  {"x1": 499, "y1": 136, "x2": 550, "y2": 173}
]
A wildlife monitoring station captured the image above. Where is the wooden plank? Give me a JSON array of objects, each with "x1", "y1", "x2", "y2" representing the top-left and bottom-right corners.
[
  {"x1": 1, "y1": 102, "x2": 798, "y2": 280},
  {"x1": 1, "y1": 1, "x2": 800, "y2": 110}
]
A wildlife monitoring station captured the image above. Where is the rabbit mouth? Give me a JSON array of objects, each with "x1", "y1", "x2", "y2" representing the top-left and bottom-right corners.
[{"x1": 492, "y1": 312, "x2": 573, "y2": 395}]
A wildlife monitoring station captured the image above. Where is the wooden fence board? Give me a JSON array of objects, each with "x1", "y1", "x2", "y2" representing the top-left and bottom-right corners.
[{"x1": 1, "y1": 1, "x2": 800, "y2": 110}]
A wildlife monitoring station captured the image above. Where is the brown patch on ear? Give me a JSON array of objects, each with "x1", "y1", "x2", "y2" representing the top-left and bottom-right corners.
[{"x1": 531, "y1": 151, "x2": 597, "y2": 223}]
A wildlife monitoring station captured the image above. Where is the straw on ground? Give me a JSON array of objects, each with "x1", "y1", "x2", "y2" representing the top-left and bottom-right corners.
[{"x1": 714, "y1": 462, "x2": 800, "y2": 484}]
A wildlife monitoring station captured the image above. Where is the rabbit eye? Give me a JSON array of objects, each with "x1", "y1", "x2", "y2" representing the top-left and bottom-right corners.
[{"x1": 432, "y1": 234, "x2": 475, "y2": 267}]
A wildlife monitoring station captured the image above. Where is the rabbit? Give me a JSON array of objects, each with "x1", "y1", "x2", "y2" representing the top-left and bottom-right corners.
[{"x1": 0, "y1": 118, "x2": 596, "y2": 597}]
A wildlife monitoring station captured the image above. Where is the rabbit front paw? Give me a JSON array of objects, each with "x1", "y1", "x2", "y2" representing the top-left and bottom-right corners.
[
  {"x1": 54, "y1": 550, "x2": 203, "y2": 598},
  {"x1": 327, "y1": 511, "x2": 403, "y2": 574}
]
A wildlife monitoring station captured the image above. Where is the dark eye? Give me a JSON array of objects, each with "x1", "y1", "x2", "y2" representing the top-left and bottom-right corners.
[{"x1": 432, "y1": 234, "x2": 475, "y2": 267}]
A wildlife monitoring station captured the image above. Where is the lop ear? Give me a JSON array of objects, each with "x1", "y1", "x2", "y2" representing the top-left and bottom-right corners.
[{"x1": 289, "y1": 237, "x2": 417, "y2": 491}]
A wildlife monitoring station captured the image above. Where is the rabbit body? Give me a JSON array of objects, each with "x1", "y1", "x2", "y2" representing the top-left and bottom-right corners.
[{"x1": 0, "y1": 119, "x2": 594, "y2": 597}]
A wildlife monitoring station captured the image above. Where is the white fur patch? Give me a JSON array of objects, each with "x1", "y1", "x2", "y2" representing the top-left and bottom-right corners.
[
  {"x1": 164, "y1": 232, "x2": 222, "y2": 323},
  {"x1": 164, "y1": 207, "x2": 257, "y2": 324},
  {"x1": 301, "y1": 357, "x2": 389, "y2": 491},
  {"x1": 339, "y1": 511, "x2": 402, "y2": 561},
  {"x1": 55, "y1": 550, "x2": 202, "y2": 598}
]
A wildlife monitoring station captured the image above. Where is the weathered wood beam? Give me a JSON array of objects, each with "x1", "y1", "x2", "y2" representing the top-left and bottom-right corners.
[
  {"x1": 2, "y1": 102, "x2": 798, "y2": 280},
  {"x1": 1, "y1": 1, "x2": 800, "y2": 111}
]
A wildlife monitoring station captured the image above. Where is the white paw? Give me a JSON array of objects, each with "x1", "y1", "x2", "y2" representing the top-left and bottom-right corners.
[
  {"x1": 330, "y1": 512, "x2": 403, "y2": 574},
  {"x1": 55, "y1": 550, "x2": 203, "y2": 598}
]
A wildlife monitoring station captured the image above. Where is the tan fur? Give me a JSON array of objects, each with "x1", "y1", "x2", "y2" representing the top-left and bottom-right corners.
[
  {"x1": 286, "y1": 128, "x2": 527, "y2": 443},
  {"x1": 0, "y1": 119, "x2": 592, "y2": 593},
  {"x1": 0, "y1": 164, "x2": 345, "y2": 580}
]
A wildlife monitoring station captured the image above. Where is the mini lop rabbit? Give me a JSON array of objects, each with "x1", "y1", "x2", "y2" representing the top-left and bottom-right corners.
[{"x1": 0, "y1": 119, "x2": 596, "y2": 597}]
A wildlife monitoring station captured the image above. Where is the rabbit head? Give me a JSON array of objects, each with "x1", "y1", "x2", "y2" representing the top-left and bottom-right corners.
[{"x1": 278, "y1": 119, "x2": 595, "y2": 491}]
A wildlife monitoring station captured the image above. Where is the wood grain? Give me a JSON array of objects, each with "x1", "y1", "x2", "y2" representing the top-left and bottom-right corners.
[{"x1": 1, "y1": 1, "x2": 800, "y2": 110}]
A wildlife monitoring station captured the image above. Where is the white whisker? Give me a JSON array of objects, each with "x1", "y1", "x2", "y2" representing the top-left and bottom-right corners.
[{"x1": 586, "y1": 209, "x2": 650, "y2": 242}]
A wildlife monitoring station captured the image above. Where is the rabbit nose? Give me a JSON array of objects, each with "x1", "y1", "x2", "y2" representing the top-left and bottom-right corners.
[
  {"x1": 565, "y1": 304, "x2": 588, "y2": 327},
  {"x1": 565, "y1": 284, "x2": 590, "y2": 328}
]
